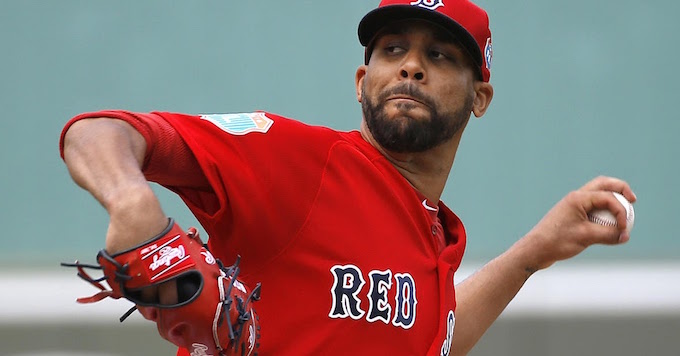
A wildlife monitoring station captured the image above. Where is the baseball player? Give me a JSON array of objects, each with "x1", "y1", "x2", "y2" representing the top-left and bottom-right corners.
[{"x1": 59, "y1": 0, "x2": 636, "y2": 355}]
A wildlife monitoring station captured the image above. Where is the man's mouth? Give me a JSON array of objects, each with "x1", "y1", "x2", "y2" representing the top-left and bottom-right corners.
[{"x1": 386, "y1": 95, "x2": 428, "y2": 108}]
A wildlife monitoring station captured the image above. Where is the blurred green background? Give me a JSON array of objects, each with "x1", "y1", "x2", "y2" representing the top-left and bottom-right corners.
[
  {"x1": 1, "y1": 1, "x2": 679, "y2": 355},
  {"x1": 2, "y1": 0, "x2": 678, "y2": 266}
]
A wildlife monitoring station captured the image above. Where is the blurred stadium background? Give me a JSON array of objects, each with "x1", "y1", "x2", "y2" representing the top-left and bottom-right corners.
[{"x1": 1, "y1": 1, "x2": 678, "y2": 355}]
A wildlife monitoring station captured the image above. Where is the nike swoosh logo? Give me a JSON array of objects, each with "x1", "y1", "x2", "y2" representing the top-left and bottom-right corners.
[{"x1": 422, "y1": 199, "x2": 438, "y2": 212}]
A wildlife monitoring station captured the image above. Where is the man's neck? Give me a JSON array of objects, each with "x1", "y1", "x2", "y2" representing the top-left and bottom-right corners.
[{"x1": 359, "y1": 122, "x2": 463, "y2": 203}]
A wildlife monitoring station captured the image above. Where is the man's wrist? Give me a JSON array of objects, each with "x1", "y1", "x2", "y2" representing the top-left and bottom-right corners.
[{"x1": 506, "y1": 233, "x2": 551, "y2": 279}]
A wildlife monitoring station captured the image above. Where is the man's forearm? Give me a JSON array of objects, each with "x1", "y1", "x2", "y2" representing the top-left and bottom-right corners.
[{"x1": 62, "y1": 117, "x2": 167, "y2": 253}]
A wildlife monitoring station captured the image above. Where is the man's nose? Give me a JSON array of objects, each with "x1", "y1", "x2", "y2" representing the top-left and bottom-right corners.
[{"x1": 400, "y1": 52, "x2": 426, "y2": 81}]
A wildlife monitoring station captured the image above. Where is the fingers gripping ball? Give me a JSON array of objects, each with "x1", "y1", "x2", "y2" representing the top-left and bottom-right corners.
[
  {"x1": 61, "y1": 219, "x2": 261, "y2": 356},
  {"x1": 587, "y1": 192, "x2": 635, "y2": 234}
]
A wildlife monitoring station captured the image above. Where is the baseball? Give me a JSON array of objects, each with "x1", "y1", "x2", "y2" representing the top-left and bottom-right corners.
[{"x1": 587, "y1": 192, "x2": 635, "y2": 233}]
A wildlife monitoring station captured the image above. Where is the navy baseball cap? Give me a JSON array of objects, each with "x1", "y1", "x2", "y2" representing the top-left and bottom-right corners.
[{"x1": 358, "y1": 0, "x2": 492, "y2": 82}]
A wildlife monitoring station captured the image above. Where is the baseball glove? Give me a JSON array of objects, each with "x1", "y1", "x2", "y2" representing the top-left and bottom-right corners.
[{"x1": 61, "y1": 218, "x2": 261, "y2": 356}]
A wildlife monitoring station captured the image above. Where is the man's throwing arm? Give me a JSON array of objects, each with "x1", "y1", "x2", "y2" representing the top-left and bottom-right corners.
[{"x1": 450, "y1": 176, "x2": 636, "y2": 356}]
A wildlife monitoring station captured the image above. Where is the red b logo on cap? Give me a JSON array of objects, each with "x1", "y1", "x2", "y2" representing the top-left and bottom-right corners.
[{"x1": 410, "y1": 0, "x2": 445, "y2": 11}]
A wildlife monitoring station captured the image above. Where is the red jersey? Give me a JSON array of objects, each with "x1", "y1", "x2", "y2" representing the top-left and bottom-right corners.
[{"x1": 60, "y1": 111, "x2": 467, "y2": 355}]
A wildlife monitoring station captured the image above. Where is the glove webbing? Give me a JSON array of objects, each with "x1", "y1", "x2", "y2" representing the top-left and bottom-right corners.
[{"x1": 214, "y1": 257, "x2": 262, "y2": 354}]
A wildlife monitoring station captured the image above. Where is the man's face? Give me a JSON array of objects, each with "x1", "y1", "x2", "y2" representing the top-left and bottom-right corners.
[{"x1": 360, "y1": 20, "x2": 477, "y2": 153}]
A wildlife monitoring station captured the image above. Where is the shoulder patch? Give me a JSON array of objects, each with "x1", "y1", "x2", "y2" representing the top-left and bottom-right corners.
[{"x1": 200, "y1": 112, "x2": 274, "y2": 135}]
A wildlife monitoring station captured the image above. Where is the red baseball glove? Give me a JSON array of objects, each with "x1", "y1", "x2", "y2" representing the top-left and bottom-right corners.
[{"x1": 62, "y1": 218, "x2": 261, "y2": 356}]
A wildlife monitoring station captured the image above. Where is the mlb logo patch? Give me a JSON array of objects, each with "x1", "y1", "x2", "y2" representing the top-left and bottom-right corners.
[
  {"x1": 200, "y1": 112, "x2": 274, "y2": 135},
  {"x1": 484, "y1": 37, "x2": 493, "y2": 70}
]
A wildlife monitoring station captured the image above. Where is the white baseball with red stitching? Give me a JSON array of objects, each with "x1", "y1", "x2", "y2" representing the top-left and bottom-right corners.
[{"x1": 588, "y1": 192, "x2": 635, "y2": 233}]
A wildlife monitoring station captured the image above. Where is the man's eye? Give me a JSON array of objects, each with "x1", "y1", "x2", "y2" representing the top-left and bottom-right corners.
[
  {"x1": 430, "y1": 50, "x2": 447, "y2": 60},
  {"x1": 386, "y1": 45, "x2": 405, "y2": 54}
]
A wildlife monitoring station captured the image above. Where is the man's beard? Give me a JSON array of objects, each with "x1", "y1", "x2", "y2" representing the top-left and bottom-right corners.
[{"x1": 362, "y1": 82, "x2": 474, "y2": 153}]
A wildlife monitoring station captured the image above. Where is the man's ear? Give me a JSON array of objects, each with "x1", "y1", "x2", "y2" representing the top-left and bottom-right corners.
[
  {"x1": 472, "y1": 81, "x2": 494, "y2": 118},
  {"x1": 355, "y1": 65, "x2": 367, "y2": 103}
]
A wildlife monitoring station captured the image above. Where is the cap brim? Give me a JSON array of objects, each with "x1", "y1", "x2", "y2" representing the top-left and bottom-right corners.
[{"x1": 358, "y1": 5, "x2": 482, "y2": 66}]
